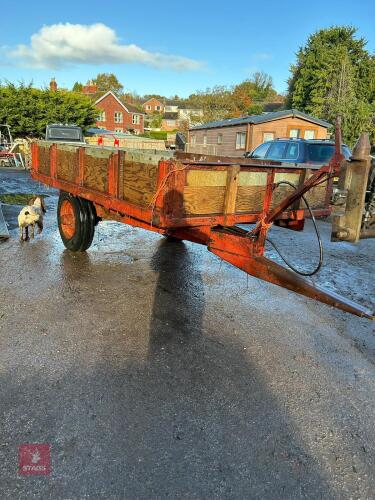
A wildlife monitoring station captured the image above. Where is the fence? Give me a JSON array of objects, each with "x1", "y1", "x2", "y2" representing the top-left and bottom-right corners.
[{"x1": 185, "y1": 144, "x2": 218, "y2": 155}]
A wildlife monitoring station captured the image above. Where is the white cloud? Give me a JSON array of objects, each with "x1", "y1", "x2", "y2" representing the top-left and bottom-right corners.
[
  {"x1": 9, "y1": 23, "x2": 203, "y2": 71},
  {"x1": 251, "y1": 53, "x2": 273, "y2": 61}
]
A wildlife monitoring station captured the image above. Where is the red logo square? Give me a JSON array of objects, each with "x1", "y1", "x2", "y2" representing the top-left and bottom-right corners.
[{"x1": 18, "y1": 444, "x2": 51, "y2": 475}]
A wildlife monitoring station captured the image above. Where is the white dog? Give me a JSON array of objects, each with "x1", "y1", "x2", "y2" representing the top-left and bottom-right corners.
[{"x1": 18, "y1": 196, "x2": 46, "y2": 241}]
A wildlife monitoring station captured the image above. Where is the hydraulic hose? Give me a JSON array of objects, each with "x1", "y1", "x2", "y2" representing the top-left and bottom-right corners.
[{"x1": 266, "y1": 180, "x2": 323, "y2": 277}]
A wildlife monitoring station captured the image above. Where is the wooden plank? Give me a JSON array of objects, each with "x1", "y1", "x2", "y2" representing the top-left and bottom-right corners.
[
  {"x1": 183, "y1": 186, "x2": 226, "y2": 214},
  {"x1": 238, "y1": 171, "x2": 267, "y2": 186},
  {"x1": 56, "y1": 146, "x2": 79, "y2": 183},
  {"x1": 235, "y1": 171, "x2": 267, "y2": 212},
  {"x1": 123, "y1": 161, "x2": 158, "y2": 207},
  {"x1": 236, "y1": 186, "x2": 266, "y2": 212},
  {"x1": 271, "y1": 172, "x2": 300, "y2": 208},
  {"x1": 224, "y1": 165, "x2": 241, "y2": 215},
  {"x1": 124, "y1": 150, "x2": 173, "y2": 165},
  {"x1": 304, "y1": 181, "x2": 328, "y2": 208},
  {"x1": 83, "y1": 150, "x2": 111, "y2": 193},
  {"x1": 38, "y1": 145, "x2": 51, "y2": 176},
  {"x1": 166, "y1": 162, "x2": 186, "y2": 219},
  {"x1": 274, "y1": 172, "x2": 300, "y2": 184},
  {"x1": 186, "y1": 170, "x2": 227, "y2": 186}
]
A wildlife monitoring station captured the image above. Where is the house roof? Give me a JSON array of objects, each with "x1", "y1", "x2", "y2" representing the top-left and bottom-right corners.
[
  {"x1": 142, "y1": 97, "x2": 164, "y2": 105},
  {"x1": 95, "y1": 91, "x2": 144, "y2": 115},
  {"x1": 124, "y1": 102, "x2": 143, "y2": 114},
  {"x1": 163, "y1": 112, "x2": 179, "y2": 120},
  {"x1": 190, "y1": 109, "x2": 332, "y2": 131}
]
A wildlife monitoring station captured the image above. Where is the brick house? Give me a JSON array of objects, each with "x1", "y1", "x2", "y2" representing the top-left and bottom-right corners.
[
  {"x1": 164, "y1": 100, "x2": 180, "y2": 113},
  {"x1": 82, "y1": 80, "x2": 98, "y2": 96},
  {"x1": 95, "y1": 91, "x2": 144, "y2": 134},
  {"x1": 188, "y1": 109, "x2": 331, "y2": 156},
  {"x1": 161, "y1": 112, "x2": 179, "y2": 132},
  {"x1": 142, "y1": 98, "x2": 164, "y2": 114}
]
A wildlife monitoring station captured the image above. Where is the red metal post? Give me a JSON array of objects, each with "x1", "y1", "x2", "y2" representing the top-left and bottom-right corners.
[{"x1": 31, "y1": 142, "x2": 39, "y2": 172}]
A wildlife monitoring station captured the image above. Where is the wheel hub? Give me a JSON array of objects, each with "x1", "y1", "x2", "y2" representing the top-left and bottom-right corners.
[{"x1": 60, "y1": 199, "x2": 76, "y2": 239}]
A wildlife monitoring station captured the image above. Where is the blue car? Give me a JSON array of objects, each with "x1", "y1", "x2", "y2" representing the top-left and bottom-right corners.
[{"x1": 245, "y1": 138, "x2": 352, "y2": 164}]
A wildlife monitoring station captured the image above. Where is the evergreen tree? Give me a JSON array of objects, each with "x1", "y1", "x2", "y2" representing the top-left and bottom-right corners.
[
  {"x1": 287, "y1": 26, "x2": 375, "y2": 145},
  {"x1": 0, "y1": 82, "x2": 98, "y2": 137}
]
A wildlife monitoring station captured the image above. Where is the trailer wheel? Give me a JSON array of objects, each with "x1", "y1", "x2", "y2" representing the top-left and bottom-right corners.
[
  {"x1": 78, "y1": 197, "x2": 97, "y2": 251},
  {"x1": 57, "y1": 192, "x2": 96, "y2": 252}
]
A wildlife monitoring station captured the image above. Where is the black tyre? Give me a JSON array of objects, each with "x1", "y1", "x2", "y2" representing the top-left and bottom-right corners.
[
  {"x1": 78, "y1": 198, "x2": 96, "y2": 251},
  {"x1": 57, "y1": 192, "x2": 96, "y2": 252}
]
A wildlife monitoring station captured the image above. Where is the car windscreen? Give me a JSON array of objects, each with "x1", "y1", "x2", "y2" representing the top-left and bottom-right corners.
[
  {"x1": 47, "y1": 128, "x2": 82, "y2": 141},
  {"x1": 307, "y1": 144, "x2": 352, "y2": 163},
  {"x1": 249, "y1": 141, "x2": 271, "y2": 158}
]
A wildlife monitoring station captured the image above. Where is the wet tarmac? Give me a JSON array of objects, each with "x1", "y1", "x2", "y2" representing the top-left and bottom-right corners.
[{"x1": 0, "y1": 168, "x2": 374, "y2": 498}]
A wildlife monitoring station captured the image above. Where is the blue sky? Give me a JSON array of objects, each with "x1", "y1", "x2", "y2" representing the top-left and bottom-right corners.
[{"x1": 1, "y1": 0, "x2": 374, "y2": 97}]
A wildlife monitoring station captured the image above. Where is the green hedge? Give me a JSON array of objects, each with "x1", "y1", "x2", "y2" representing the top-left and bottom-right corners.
[{"x1": 140, "y1": 130, "x2": 177, "y2": 140}]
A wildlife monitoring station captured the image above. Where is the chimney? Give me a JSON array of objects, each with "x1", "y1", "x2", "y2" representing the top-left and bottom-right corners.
[{"x1": 50, "y1": 77, "x2": 57, "y2": 92}]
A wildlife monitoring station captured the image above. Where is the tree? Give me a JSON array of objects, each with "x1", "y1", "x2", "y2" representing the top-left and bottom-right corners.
[
  {"x1": 186, "y1": 73, "x2": 282, "y2": 122},
  {"x1": 287, "y1": 26, "x2": 375, "y2": 145},
  {"x1": 93, "y1": 73, "x2": 124, "y2": 94},
  {"x1": 187, "y1": 86, "x2": 237, "y2": 122},
  {"x1": 72, "y1": 81, "x2": 83, "y2": 92},
  {"x1": 232, "y1": 72, "x2": 283, "y2": 115},
  {"x1": 149, "y1": 113, "x2": 163, "y2": 128},
  {"x1": 0, "y1": 82, "x2": 98, "y2": 137}
]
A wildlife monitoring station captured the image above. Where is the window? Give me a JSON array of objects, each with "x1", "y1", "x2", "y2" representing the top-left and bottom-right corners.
[
  {"x1": 132, "y1": 114, "x2": 140, "y2": 125},
  {"x1": 266, "y1": 141, "x2": 288, "y2": 160},
  {"x1": 285, "y1": 142, "x2": 299, "y2": 161},
  {"x1": 114, "y1": 111, "x2": 123, "y2": 123},
  {"x1": 249, "y1": 142, "x2": 271, "y2": 159},
  {"x1": 235, "y1": 132, "x2": 246, "y2": 150},
  {"x1": 47, "y1": 127, "x2": 82, "y2": 141},
  {"x1": 115, "y1": 128, "x2": 123, "y2": 133},
  {"x1": 156, "y1": 105, "x2": 161, "y2": 111},
  {"x1": 263, "y1": 132, "x2": 274, "y2": 142},
  {"x1": 304, "y1": 129, "x2": 316, "y2": 139},
  {"x1": 217, "y1": 133, "x2": 223, "y2": 145},
  {"x1": 307, "y1": 144, "x2": 335, "y2": 163},
  {"x1": 289, "y1": 128, "x2": 301, "y2": 138},
  {"x1": 97, "y1": 111, "x2": 105, "y2": 122},
  {"x1": 191, "y1": 135, "x2": 196, "y2": 145},
  {"x1": 203, "y1": 135, "x2": 207, "y2": 146},
  {"x1": 146, "y1": 105, "x2": 151, "y2": 110}
]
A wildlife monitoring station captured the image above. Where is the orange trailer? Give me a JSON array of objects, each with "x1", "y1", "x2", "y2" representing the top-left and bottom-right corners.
[{"x1": 30, "y1": 126, "x2": 374, "y2": 320}]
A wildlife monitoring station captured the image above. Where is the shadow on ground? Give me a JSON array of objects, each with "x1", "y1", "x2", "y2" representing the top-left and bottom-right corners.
[{"x1": 0, "y1": 238, "x2": 334, "y2": 498}]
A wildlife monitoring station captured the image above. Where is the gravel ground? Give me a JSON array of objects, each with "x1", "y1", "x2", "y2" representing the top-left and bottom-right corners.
[{"x1": 0, "y1": 168, "x2": 374, "y2": 499}]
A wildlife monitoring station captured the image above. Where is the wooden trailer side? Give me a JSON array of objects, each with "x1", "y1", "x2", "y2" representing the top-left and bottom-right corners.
[{"x1": 31, "y1": 142, "x2": 332, "y2": 231}]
